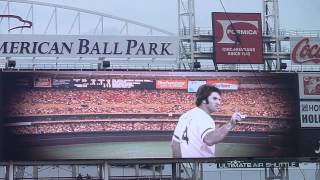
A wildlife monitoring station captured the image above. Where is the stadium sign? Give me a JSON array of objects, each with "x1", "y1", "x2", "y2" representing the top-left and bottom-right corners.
[
  {"x1": 0, "y1": 34, "x2": 178, "y2": 58},
  {"x1": 156, "y1": 80, "x2": 188, "y2": 89},
  {"x1": 212, "y1": 12, "x2": 263, "y2": 64},
  {"x1": 34, "y1": 78, "x2": 52, "y2": 88},
  {"x1": 187, "y1": 80, "x2": 206, "y2": 92},
  {"x1": 70, "y1": 78, "x2": 155, "y2": 89},
  {"x1": 300, "y1": 101, "x2": 320, "y2": 128},
  {"x1": 207, "y1": 79, "x2": 239, "y2": 90},
  {"x1": 217, "y1": 160, "x2": 299, "y2": 169},
  {"x1": 291, "y1": 37, "x2": 320, "y2": 64},
  {"x1": 298, "y1": 73, "x2": 320, "y2": 99}
]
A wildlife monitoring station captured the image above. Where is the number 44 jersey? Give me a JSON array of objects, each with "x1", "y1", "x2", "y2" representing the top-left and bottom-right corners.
[{"x1": 172, "y1": 107, "x2": 216, "y2": 158}]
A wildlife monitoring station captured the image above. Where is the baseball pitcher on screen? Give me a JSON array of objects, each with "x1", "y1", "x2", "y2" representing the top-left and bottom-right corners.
[{"x1": 171, "y1": 84, "x2": 245, "y2": 158}]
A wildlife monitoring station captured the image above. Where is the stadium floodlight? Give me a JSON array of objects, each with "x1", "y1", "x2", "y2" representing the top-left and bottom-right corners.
[
  {"x1": 7, "y1": 60, "x2": 16, "y2": 69},
  {"x1": 98, "y1": 60, "x2": 111, "y2": 69},
  {"x1": 102, "y1": 61, "x2": 111, "y2": 68},
  {"x1": 193, "y1": 62, "x2": 201, "y2": 69},
  {"x1": 280, "y1": 62, "x2": 287, "y2": 70}
]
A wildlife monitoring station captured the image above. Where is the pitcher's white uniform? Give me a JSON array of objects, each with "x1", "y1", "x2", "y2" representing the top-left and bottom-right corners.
[{"x1": 172, "y1": 107, "x2": 216, "y2": 157}]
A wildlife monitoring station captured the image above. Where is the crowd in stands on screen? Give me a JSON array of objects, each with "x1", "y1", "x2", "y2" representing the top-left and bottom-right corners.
[{"x1": 5, "y1": 88, "x2": 295, "y2": 119}]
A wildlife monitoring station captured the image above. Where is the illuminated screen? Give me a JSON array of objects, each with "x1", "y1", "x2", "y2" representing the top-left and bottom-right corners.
[
  {"x1": 0, "y1": 73, "x2": 3, "y2": 160},
  {"x1": 3, "y1": 71, "x2": 300, "y2": 160}
]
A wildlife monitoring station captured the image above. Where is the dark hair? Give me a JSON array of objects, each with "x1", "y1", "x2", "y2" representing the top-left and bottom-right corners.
[{"x1": 195, "y1": 84, "x2": 221, "y2": 106}]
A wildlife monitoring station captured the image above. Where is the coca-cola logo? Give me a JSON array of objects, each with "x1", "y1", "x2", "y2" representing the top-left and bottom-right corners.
[
  {"x1": 0, "y1": 15, "x2": 32, "y2": 31},
  {"x1": 292, "y1": 38, "x2": 320, "y2": 64}
]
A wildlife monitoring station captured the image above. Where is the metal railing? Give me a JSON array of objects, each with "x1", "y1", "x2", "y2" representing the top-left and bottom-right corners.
[
  {"x1": 180, "y1": 27, "x2": 320, "y2": 37},
  {"x1": 2, "y1": 62, "x2": 320, "y2": 72}
]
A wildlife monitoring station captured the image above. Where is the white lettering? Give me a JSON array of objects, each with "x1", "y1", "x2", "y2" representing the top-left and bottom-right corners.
[{"x1": 216, "y1": 20, "x2": 259, "y2": 44}]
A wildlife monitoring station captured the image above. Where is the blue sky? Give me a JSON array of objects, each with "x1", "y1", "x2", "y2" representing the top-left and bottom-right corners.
[{"x1": 32, "y1": 0, "x2": 320, "y2": 33}]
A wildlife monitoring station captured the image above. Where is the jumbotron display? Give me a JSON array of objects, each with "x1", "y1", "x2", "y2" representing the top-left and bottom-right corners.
[{"x1": 2, "y1": 71, "x2": 300, "y2": 160}]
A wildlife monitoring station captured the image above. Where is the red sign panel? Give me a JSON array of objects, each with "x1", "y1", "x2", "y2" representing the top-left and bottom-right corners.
[
  {"x1": 212, "y1": 12, "x2": 263, "y2": 64},
  {"x1": 156, "y1": 80, "x2": 188, "y2": 89}
]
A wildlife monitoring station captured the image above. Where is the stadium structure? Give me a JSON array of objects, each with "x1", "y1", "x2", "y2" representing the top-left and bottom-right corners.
[{"x1": 0, "y1": 0, "x2": 320, "y2": 180}]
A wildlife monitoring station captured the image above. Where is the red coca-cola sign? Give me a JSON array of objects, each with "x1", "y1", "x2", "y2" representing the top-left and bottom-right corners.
[{"x1": 291, "y1": 37, "x2": 320, "y2": 64}]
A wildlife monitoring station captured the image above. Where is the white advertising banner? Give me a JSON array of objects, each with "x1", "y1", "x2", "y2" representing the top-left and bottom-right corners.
[
  {"x1": 187, "y1": 80, "x2": 206, "y2": 93},
  {"x1": 298, "y1": 73, "x2": 320, "y2": 99},
  {"x1": 207, "y1": 79, "x2": 239, "y2": 90},
  {"x1": 0, "y1": 34, "x2": 178, "y2": 58},
  {"x1": 291, "y1": 37, "x2": 320, "y2": 64},
  {"x1": 300, "y1": 101, "x2": 320, "y2": 128}
]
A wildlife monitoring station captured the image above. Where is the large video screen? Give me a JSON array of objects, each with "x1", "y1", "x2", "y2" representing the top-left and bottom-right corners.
[
  {"x1": 3, "y1": 71, "x2": 300, "y2": 160},
  {"x1": 0, "y1": 73, "x2": 3, "y2": 160}
]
